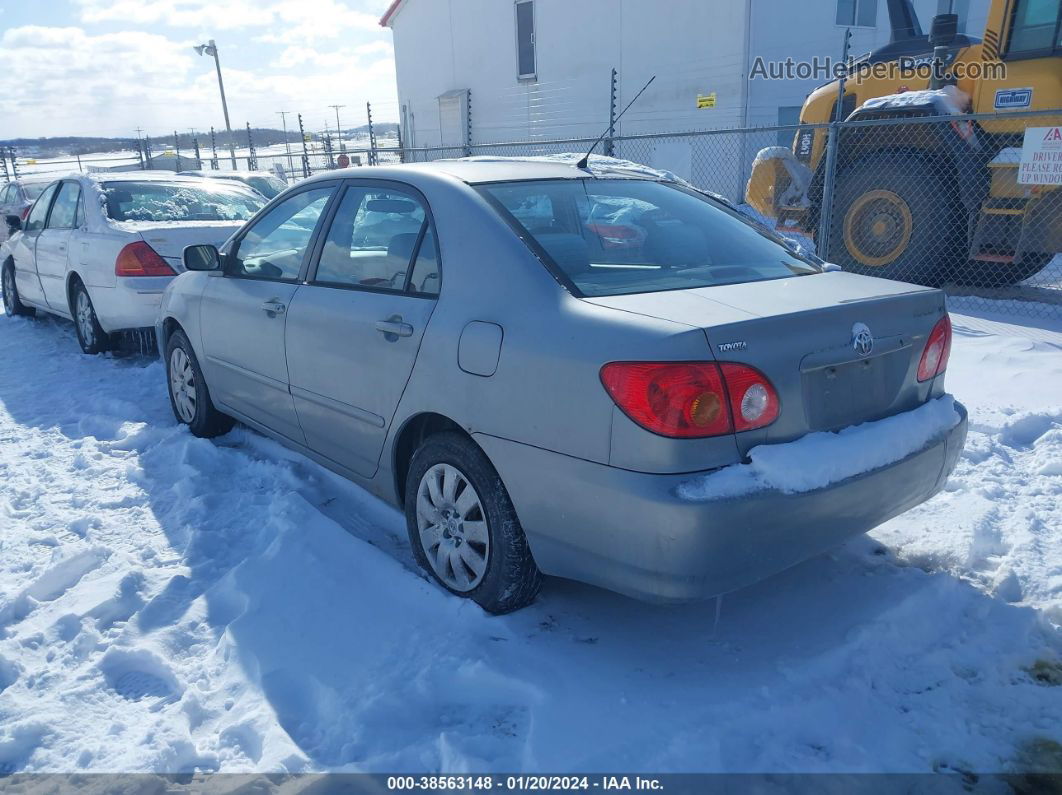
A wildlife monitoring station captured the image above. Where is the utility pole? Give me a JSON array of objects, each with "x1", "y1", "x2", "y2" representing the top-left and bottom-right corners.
[
  {"x1": 277, "y1": 110, "x2": 295, "y2": 173},
  {"x1": 194, "y1": 39, "x2": 238, "y2": 169},
  {"x1": 329, "y1": 104, "x2": 346, "y2": 152}
]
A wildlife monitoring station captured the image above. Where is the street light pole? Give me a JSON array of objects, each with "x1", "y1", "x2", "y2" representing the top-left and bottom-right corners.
[
  {"x1": 277, "y1": 110, "x2": 294, "y2": 173},
  {"x1": 329, "y1": 104, "x2": 346, "y2": 152},
  {"x1": 195, "y1": 39, "x2": 238, "y2": 170}
]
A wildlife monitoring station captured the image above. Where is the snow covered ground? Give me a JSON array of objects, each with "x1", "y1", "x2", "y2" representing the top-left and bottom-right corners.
[{"x1": 0, "y1": 302, "x2": 1060, "y2": 775}]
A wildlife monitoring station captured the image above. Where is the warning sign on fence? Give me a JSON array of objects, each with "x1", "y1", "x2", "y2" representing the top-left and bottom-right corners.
[{"x1": 1018, "y1": 126, "x2": 1062, "y2": 185}]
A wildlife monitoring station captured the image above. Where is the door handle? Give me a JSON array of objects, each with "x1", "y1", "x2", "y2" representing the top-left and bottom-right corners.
[
  {"x1": 260, "y1": 299, "x2": 286, "y2": 316},
  {"x1": 375, "y1": 317, "x2": 414, "y2": 338}
]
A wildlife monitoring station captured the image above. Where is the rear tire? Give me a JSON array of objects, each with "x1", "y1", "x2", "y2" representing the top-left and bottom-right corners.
[
  {"x1": 948, "y1": 252, "x2": 1053, "y2": 287},
  {"x1": 2, "y1": 259, "x2": 35, "y2": 317},
  {"x1": 405, "y1": 432, "x2": 542, "y2": 614},
  {"x1": 165, "y1": 329, "x2": 235, "y2": 438},
  {"x1": 71, "y1": 279, "x2": 110, "y2": 354},
  {"x1": 828, "y1": 153, "x2": 962, "y2": 286}
]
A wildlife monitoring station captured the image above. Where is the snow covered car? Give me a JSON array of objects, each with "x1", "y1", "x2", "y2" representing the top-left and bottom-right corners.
[
  {"x1": 156, "y1": 159, "x2": 968, "y2": 613},
  {"x1": 179, "y1": 170, "x2": 289, "y2": 199},
  {"x1": 0, "y1": 177, "x2": 52, "y2": 242},
  {"x1": 1, "y1": 173, "x2": 265, "y2": 354}
]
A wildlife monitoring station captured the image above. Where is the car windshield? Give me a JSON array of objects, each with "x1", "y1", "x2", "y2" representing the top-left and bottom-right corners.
[
  {"x1": 479, "y1": 178, "x2": 820, "y2": 297},
  {"x1": 102, "y1": 181, "x2": 265, "y2": 222},
  {"x1": 22, "y1": 184, "x2": 48, "y2": 200}
]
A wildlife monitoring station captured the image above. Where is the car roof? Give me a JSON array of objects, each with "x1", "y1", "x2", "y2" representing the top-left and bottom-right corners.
[
  {"x1": 181, "y1": 170, "x2": 279, "y2": 178},
  {"x1": 296, "y1": 156, "x2": 674, "y2": 188},
  {"x1": 93, "y1": 171, "x2": 219, "y2": 183}
]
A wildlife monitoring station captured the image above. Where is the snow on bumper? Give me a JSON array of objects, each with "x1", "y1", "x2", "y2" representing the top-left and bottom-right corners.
[
  {"x1": 476, "y1": 399, "x2": 968, "y2": 603},
  {"x1": 679, "y1": 395, "x2": 963, "y2": 501}
]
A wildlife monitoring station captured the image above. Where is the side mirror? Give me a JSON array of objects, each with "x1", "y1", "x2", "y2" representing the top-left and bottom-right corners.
[
  {"x1": 928, "y1": 13, "x2": 958, "y2": 47},
  {"x1": 184, "y1": 244, "x2": 221, "y2": 271},
  {"x1": 5, "y1": 214, "x2": 21, "y2": 233}
]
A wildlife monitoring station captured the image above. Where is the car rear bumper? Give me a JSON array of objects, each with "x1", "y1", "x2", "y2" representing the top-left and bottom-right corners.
[
  {"x1": 474, "y1": 400, "x2": 968, "y2": 603},
  {"x1": 89, "y1": 276, "x2": 174, "y2": 333}
]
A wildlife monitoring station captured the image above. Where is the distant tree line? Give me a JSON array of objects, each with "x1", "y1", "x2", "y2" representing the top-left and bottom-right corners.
[{"x1": 1, "y1": 123, "x2": 399, "y2": 158}]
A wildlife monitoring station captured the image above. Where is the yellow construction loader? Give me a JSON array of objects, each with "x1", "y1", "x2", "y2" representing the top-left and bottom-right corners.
[{"x1": 747, "y1": 0, "x2": 1062, "y2": 285}]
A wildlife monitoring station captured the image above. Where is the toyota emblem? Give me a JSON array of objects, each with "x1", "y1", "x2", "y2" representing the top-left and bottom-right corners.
[{"x1": 852, "y1": 322, "x2": 874, "y2": 357}]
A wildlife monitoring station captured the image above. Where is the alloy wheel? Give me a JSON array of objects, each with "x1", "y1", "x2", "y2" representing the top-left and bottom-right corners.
[
  {"x1": 169, "y1": 347, "x2": 198, "y2": 423},
  {"x1": 415, "y1": 463, "x2": 489, "y2": 592},
  {"x1": 2, "y1": 268, "x2": 13, "y2": 314},
  {"x1": 76, "y1": 290, "x2": 96, "y2": 346}
]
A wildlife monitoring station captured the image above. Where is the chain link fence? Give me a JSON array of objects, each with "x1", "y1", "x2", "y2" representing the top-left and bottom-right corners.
[{"x1": 4, "y1": 111, "x2": 1060, "y2": 318}]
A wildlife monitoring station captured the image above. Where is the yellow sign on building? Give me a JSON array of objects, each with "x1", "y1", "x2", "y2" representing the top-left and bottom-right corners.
[{"x1": 696, "y1": 92, "x2": 716, "y2": 109}]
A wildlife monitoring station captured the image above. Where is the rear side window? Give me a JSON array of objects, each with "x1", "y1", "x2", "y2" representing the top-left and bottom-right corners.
[
  {"x1": 102, "y1": 181, "x2": 264, "y2": 222},
  {"x1": 25, "y1": 183, "x2": 58, "y2": 232},
  {"x1": 480, "y1": 178, "x2": 820, "y2": 297},
  {"x1": 0, "y1": 186, "x2": 13, "y2": 204},
  {"x1": 47, "y1": 183, "x2": 81, "y2": 229},
  {"x1": 314, "y1": 186, "x2": 430, "y2": 291}
]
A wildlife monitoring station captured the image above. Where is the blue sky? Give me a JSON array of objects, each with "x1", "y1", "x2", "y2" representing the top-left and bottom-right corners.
[{"x1": 0, "y1": 0, "x2": 398, "y2": 140}]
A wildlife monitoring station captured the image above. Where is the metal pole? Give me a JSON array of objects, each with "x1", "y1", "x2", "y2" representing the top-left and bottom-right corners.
[
  {"x1": 8, "y1": 148, "x2": 17, "y2": 180},
  {"x1": 76, "y1": 153, "x2": 83, "y2": 173},
  {"x1": 209, "y1": 127, "x2": 219, "y2": 170},
  {"x1": 818, "y1": 28, "x2": 853, "y2": 257},
  {"x1": 329, "y1": 104, "x2": 346, "y2": 152},
  {"x1": 174, "y1": 131, "x2": 181, "y2": 171},
  {"x1": 208, "y1": 40, "x2": 238, "y2": 169},
  {"x1": 606, "y1": 68, "x2": 618, "y2": 158},
  {"x1": 298, "y1": 113, "x2": 311, "y2": 178},
  {"x1": 324, "y1": 128, "x2": 335, "y2": 169},
  {"x1": 246, "y1": 123, "x2": 257, "y2": 170},
  {"x1": 366, "y1": 102, "x2": 378, "y2": 166},
  {"x1": 277, "y1": 111, "x2": 294, "y2": 173},
  {"x1": 193, "y1": 137, "x2": 202, "y2": 170},
  {"x1": 143, "y1": 136, "x2": 152, "y2": 170}
]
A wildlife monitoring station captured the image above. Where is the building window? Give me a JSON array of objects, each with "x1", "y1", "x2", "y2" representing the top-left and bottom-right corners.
[
  {"x1": 836, "y1": 0, "x2": 877, "y2": 27},
  {"x1": 776, "y1": 106, "x2": 802, "y2": 147},
  {"x1": 516, "y1": 0, "x2": 536, "y2": 79}
]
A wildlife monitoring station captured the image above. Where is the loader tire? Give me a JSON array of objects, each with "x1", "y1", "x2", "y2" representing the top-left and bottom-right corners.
[{"x1": 828, "y1": 153, "x2": 963, "y2": 286}]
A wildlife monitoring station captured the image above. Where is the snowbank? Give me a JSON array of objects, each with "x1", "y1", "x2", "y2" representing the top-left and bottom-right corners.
[{"x1": 679, "y1": 396, "x2": 962, "y2": 501}]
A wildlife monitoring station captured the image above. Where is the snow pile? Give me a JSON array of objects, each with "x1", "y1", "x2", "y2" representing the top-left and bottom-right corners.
[
  {"x1": 860, "y1": 85, "x2": 970, "y2": 116},
  {"x1": 678, "y1": 396, "x2": 962, "y2": 501},
  {"x1": 0, "y1": 307, "x2": 1059, "y2": 774}
]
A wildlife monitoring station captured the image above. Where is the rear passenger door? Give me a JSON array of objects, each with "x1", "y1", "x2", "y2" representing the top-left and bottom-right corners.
[{"x1": 285, "y1": 181, "x2": 441, "y2": 477}]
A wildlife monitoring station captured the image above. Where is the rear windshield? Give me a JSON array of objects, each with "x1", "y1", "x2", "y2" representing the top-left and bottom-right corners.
[
  {"x1": 479, "y1": 178, "x2": 820, "y2": 297},
  {"x1": 22, "y1": 183, "x2": 48, "y2": 200},
  {"x1": 245, "y1": 175, "x2": 287, "y2": 199},
  {"x1": 102, "y1": 181, "x2": 265, "y2": 223}
]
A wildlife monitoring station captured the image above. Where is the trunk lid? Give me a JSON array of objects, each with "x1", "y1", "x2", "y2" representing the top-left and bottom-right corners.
[
  {"x1": 585, "y1": 271, "x2": 946, "y2": 454},
  {"x1": 131, "y1": 222, "x2": 243, "y2": 272}
]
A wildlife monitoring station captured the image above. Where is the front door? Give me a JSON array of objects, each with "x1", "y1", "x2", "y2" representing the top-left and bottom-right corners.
[
  {"x1": 10, "y1": 182, "x2": 57, "y2": 307},
  {"x1": 285, "y1": 182, "x2": 441, "y2": 477},
  {"x1": 199, "y1": 184, "x2": 337, "y2": 442},
  {"x1": 35, "y1": 180, "x2": 81, "y2": 311}
]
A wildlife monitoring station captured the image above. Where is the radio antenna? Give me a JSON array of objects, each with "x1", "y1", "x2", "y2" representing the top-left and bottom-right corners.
[{"x1": 576, "y1": 75, "x2": 656, "y2": 170}]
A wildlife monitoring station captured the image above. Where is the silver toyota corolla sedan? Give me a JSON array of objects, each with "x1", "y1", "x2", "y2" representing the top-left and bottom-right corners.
[{"x1": 156, "y1": 159, "x2": 967, "y2": 614}]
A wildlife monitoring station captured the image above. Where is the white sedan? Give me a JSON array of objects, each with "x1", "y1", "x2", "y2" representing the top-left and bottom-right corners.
[{"x1": 1, "y1": 172, "x2": 265, "y2": 353}]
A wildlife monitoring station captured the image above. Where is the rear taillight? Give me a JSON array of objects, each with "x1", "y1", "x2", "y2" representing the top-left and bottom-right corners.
[
  {"x1": 600, "y1": 361, "x2": 779, "y2": 438},
  {"x1": 19, "y1": 206, "x2": 30, "y2": 221},
  {"x1": 114, "y1": 242, "x2": 175, "y2": 277},
  {"x1": 917, "y1": 314, "x2": 952, "y2": 382},
  {"x1": 720, "y1": 363, "x2": 781, "y2": 432}
]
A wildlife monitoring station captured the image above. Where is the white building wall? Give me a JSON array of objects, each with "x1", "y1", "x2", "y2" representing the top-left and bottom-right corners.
[{"x1": 388, "y1": 0, "x2": 989, "y2": 198}]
